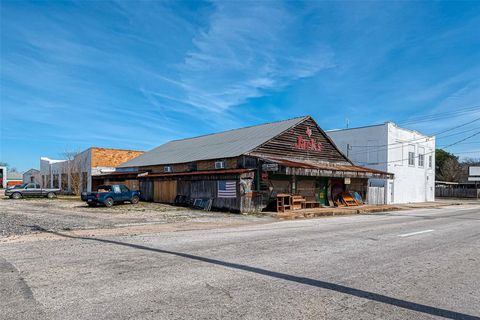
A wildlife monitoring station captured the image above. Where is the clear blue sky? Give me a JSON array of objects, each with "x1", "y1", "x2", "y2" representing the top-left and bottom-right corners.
[{"x1": 1, "y1": 1, "x2": 479, "y2": 171}]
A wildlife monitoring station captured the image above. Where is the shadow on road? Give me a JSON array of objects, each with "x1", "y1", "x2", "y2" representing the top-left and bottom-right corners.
[{"x1": 29, "y1": 225, "x2": 479, "y2": 320}]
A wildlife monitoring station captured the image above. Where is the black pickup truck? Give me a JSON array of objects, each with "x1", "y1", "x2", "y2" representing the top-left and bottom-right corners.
[{"x1": 5, "y1": 183, "x2": 60, "y2": 199}]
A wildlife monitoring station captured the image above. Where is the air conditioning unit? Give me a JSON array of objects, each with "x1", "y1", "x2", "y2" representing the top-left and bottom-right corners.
[
  {"x1": 215, "y1": 161, "x2": 225, "y2": 169},
  {"x1": 164, "y1": 166, "x2": 173, "y2": 173}
]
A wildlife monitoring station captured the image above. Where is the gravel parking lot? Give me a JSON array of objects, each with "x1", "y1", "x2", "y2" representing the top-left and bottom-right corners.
[{"x1": 0, "y1": 196, "x2": 272, "y2": 238}]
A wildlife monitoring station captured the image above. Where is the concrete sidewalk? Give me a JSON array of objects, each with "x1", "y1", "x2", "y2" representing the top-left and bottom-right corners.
[{"x1": 275, "y1": 199, "x2": 478, "y2": 219}]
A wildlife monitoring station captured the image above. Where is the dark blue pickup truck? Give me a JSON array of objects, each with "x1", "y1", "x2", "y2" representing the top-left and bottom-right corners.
[{"x1": 81, "y1": 184, "x2": 140, "y2": 207}]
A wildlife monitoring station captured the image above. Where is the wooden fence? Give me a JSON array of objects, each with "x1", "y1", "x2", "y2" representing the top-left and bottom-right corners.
[
  {"x1": 367, "y1": 187, "x2": 385, "y2": 205},
  {"x1": 435, "y1": 187, "x2": 480, "y2": 198}
]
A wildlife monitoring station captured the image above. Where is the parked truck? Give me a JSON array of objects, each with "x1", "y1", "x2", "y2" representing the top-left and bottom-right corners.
[
  {"x1": 5, "y1": 183, "x2": 60, "y2": 199},
  {"x1": 81, "y1": 184, "x2": 140, "y2": 207}
]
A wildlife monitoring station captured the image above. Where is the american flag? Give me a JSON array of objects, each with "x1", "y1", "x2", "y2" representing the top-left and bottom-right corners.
[{"x1": 217, "y1": 181, "x2": 236, "y2": 198}]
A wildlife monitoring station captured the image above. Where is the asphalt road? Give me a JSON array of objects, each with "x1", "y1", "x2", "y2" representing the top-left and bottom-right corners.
[{"x1": 1, "y1": 205, "x2": 479, "y2": 320}]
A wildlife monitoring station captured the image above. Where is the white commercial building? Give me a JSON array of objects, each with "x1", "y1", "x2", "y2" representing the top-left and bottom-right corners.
[
  {"x1": 40, "y1": 147, "x2": 144, "y2": 193},
  {"x1": 327, "y1": 122, "x2": 435, "y2": 204},
  {"x1": 40, "y1": 157, "x2": 70, "y2": 190}
]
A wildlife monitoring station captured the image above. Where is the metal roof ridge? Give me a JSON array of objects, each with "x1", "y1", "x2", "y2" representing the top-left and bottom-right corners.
[{"x1": 166, "y1": 115, "x2": 309, "y2": 143}]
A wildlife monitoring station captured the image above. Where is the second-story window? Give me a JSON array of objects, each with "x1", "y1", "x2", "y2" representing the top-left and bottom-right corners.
[
  {"x1": 429, "y1": 155, "x2": 433, "y2": 168},
  {"x1": 418, "y1": 154, "x2": 425, "y2": 167},
  {"x1": 408, "y1": 152, "x2": 415, "y2": 166},
  {"x1": 215, "y1": 160, "x2": 225, "y2": 169},
  {"x1": 188, "y1": 162, "x2": 197, "y2": 171}
]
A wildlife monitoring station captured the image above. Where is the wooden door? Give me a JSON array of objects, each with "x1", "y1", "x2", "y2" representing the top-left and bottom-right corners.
[{"x1": 153, "y1": 180, "x2": 177, "y2": 203}]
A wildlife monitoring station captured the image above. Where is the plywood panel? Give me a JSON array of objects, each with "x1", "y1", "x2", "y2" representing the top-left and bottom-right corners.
[
  {"x1": 153, "y1": 180, "x2": 177, "y2": 203},
  {"x1": 91, "y1": 148, "x2": 144, "y2": 167}
]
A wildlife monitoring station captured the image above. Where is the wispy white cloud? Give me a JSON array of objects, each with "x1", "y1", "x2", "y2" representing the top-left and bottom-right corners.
[{"x1": 178, "y1": 1, "x2": 335, "y2": 113}]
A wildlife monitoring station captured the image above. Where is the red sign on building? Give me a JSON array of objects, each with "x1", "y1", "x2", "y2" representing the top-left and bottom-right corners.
[{"x1": 294, "y1": 127, "x2": 322, "y2": 151}]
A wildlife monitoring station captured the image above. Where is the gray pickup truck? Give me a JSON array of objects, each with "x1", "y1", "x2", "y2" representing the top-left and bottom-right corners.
[{"x1": 5, "y1": 183, "x2": 60, "y2": 199}]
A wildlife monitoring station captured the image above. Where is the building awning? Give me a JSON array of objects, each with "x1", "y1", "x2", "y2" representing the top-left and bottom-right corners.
[
  {"x1": 138, "y1": 168, "x2": 254, "y2": 178},
  {"x1": 92, "y1": 171, "x2": 147, "y2": 179},
  {"x1": 261, "y1": 157, "x2": 393, "y2": 179}
]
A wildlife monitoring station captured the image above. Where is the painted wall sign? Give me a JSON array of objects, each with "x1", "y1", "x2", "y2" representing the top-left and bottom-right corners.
[
  {"x1": 294, "y1": 127, "x2": 322, "y2": 151},
  {"x1": 262, "y1": 163, "x2": 279, "y2": 171}
]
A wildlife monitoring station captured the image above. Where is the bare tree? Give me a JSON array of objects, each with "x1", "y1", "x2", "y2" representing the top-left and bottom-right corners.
[
  {"x1": 437, "y1": 158, "x2": 462, "y2": 182},
  {"x1": 62, "y1": 150, "x2": 83, "y2": 195}
]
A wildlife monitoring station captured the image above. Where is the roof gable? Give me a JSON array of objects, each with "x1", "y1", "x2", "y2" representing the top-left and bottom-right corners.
[
  {"x1": 119, "y1": 117, "x2": 308, "y2": 168},
  {"x1": 249, "y1": 116, "x2": 351, "y2": 164}
]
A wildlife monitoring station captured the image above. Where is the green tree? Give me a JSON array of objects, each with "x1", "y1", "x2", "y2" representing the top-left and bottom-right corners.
[{"x1": 435, "y1": 149, "x2": 460, "y2": 182}]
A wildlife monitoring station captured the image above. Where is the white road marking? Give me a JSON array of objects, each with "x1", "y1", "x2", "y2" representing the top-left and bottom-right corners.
[{"x1": 398, "y1": 229, "x2": 435, "y2": 237}]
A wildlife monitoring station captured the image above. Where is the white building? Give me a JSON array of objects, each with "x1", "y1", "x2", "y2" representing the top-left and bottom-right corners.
[
  {"x1": 23, "y1": 168, "x2": 41, "y2": 184},
  {"x1": 40, "y1": 147, "x2": 144, "y2": 193},
  {"x1": 40, "y1": 157, "x2": 70, "y2": 190},
  {"x1": 327, "y1": 122, "x2": 435, "y2": 204}
]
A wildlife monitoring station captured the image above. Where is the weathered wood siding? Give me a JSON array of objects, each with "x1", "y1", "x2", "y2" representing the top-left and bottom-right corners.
[
  {"x1": 177, "y1": 179, "x2": 241, "y2": 211},
  {"x1": 139, "y1": 180, "x2": 153, "y2": 201},
  {"x1": 249, "y1": 117, "x2": 349, "y2": 164},
  {"x1": 435, "y1": 187, "x2": 480, "y2": 198},
  {"x1": 153, "y1": 180, "x2": 177, "y2": 203},
  {"x1": 141, "y1": 157, "x2": 242, "y2": 173}
]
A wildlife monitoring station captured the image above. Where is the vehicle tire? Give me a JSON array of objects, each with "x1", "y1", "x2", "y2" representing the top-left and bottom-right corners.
[
  {"x1": 11, "y1": 192, "x2": 22, "y2": 199},
  {"x1": 131, "y1": 195, "x2": 140, "y2": 204},
  {"x1": 46, "y1": 192, "x2": 56, "y2": 199},
  {"x1": 104, "y1": 197, "x2": 114, "y2": 208}
]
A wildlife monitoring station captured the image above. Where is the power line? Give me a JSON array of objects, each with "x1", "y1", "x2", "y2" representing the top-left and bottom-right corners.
[
  {"x1": 435, "y1": 127, "x2": 480, "y2": 139},
  {"x1": 355, "y1": 131, "x2": 480, "y2": 166},
  {"x1": 346, "y1": 118, "x2": 480, "y2": 157},
  {"x1": 434, "y1": 117, "x2": 480, "y2": 135},
  {"x1": 397, "y1": 105, "x2": 480, "y2": 125},
  {"x1": 443, "y1": 141, "x2": 480, "y2": 146},
  {"x1": 452, "y1": 150, "x2": 480, "y2": 155}
]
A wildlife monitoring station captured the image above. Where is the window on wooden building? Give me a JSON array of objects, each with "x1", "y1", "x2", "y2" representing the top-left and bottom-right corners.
[
  {"x1": 215, "y1": 161, "x2": 225, "y2": 169},
  {"x1": 188, "y1": 162, "x2": 197, "y2": 171}
]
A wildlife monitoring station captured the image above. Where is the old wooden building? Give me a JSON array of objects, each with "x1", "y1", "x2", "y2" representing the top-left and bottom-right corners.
[{"x1": 117, "y1": 116, "x2": 392, "y2": 212}]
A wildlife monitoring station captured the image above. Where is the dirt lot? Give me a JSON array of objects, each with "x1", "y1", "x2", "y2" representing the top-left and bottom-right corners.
[{"x1": 0, "y1": 196, "x2": 273, "y2": 239}]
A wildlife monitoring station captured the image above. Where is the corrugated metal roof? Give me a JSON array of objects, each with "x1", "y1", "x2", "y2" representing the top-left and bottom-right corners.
[{"x1": 119, "y1": 116, "x2": 308, "y2": 168}]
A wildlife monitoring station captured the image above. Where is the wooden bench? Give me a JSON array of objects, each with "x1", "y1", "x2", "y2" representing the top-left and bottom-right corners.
[
  {"x1": 291, "y1": 195, "x2": 306, "y2": 210},
  {"x1": 303, "y1": 201, "x2": 320, "y2": 209},
  {"x1": 277, "y1": 194, "x2": 292, "y2": 213}
]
